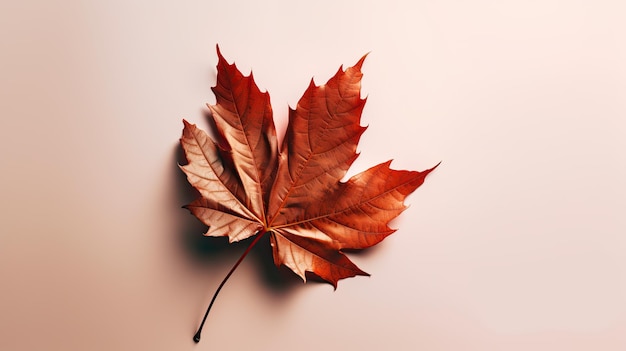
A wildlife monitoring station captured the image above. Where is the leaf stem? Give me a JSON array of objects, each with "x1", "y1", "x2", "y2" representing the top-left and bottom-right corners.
[{"x1": 193, "y1": 231, "x2": 268, "y2": 343}]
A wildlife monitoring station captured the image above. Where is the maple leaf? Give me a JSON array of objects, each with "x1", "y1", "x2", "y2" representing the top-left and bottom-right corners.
[{"x1": 180, "y1": 46, "x2": 438, "y2": 342}]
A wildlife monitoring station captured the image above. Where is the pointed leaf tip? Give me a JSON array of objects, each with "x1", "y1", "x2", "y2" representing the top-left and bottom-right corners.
[
  {"x1": 215, "y1": 43, "x2": 223, "y2": 59},
  {"x1": 428, "y1": 161, "x2": 442, "y2": 173},
  {"x1": 354, "y1": 52, "x2": 369, "y2": 70}
]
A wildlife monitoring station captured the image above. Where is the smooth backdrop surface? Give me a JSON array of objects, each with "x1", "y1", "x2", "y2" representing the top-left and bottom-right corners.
[{"x1": 1, "y1": 1, "x2": 625, "y2": 350}]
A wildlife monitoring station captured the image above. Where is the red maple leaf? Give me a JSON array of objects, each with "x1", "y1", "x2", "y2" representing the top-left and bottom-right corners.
[{"x1": 180, "y1": 46, "x2": 438, "y2": 342}]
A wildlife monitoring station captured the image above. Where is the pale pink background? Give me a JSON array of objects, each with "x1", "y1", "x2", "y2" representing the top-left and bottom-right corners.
[{"x1": 1, "y1": 1, "x2": 625, "y2": 350}]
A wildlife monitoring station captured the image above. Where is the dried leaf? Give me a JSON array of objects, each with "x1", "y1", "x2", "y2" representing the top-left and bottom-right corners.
[{"x1": 181, "y1": 46, "x2": 438, "y2": 288}]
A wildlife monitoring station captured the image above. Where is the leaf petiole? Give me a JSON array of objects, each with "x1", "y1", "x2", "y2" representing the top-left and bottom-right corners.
[{"x1": 193, "y1": 231, "x2": 268, "y2": 343}]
